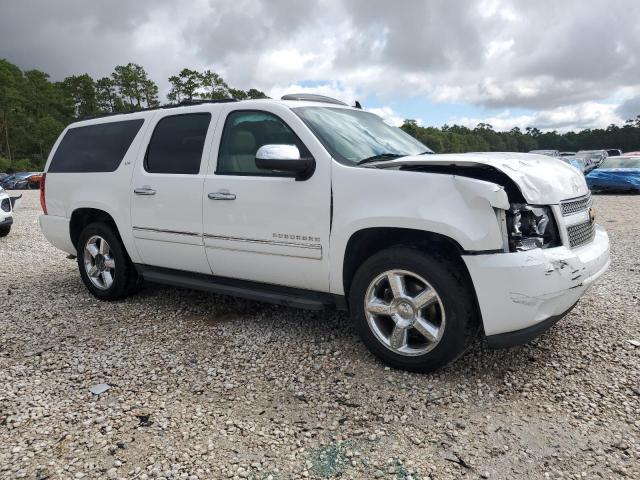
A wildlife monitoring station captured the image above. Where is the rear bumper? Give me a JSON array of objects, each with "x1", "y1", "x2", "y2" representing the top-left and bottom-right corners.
[
  {"x1": 463, "y1": 225, "x2": 610, "y2": 342},
  {"x1": 39, "y1": 214, "x2": 76, "y2": 255}
]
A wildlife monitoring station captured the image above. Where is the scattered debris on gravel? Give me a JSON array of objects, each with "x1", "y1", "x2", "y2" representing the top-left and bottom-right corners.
[{"x1": 1, "y1": 191, "x2": 639, "y2": 479}]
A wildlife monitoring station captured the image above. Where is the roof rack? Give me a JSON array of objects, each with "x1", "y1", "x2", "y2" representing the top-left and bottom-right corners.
[
  {"x1": 80, "y1": 98, "x2": 239, "y2": 121},
  {"x1": 281, "y1": 93, "x2": 348, "y2": 106},
  {"x1": 164, "y1": 98, "x2": 238, "y2": 108}
]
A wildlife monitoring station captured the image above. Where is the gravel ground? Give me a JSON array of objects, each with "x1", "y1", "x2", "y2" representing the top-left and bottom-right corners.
[{"x1": 0, "y1": 190, "x2": 638, "y2": 480}]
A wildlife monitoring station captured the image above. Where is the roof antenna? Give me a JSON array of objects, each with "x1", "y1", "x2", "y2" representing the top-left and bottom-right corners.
[{"x1": 354, "y1": 100, "x2": 362, "y2": 109}]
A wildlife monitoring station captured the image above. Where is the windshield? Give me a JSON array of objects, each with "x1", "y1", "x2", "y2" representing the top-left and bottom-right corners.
[
  {"x1": 600, "y1": 156, "x2": 640, "y2": 168},
  {"x1": 293, "y1": 107, "x2": 431, "y2": 165}
]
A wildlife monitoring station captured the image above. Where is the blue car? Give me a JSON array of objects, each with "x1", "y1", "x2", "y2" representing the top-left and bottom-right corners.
[{"x1": 586, "y1": 156, "x2": 640, "y2": 193}]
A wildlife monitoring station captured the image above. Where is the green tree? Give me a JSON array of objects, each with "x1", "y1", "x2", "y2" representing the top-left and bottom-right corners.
[
  {"x1": 95, "y1": 77, "x2": 123, "y2": 113},
  {"x1": 112, "y1": 63, "x2": 157, "y2": 110},
  {"x1": 141, "y1": 78, "x2": 160, "y2": 108},
  {"x1": 199, "y1": 70, "x2": 229, "y2": 100},
  {"x1": 228, "y1": 88, "x2": 248, "y2": 100},
  {"x1": 246, "y1": 88, "x2": 269, "y2": 99},
  {"x1": 62, "y1": 73, "x2": 99, "y2": 118},
  {"x1": 167, "y1": 68, "x2": 201, "y2": 103}
]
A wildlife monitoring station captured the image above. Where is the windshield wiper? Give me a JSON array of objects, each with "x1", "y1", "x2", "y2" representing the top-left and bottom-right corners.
[
  {"x1": 418, "y1": 150, "x2": 433, "y2": 155},
  {"x1": 357, "y1": 153, "x2": 404, "y2": 165}
]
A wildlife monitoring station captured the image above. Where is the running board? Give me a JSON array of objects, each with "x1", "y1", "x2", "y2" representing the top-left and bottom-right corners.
[{"x1": 135, "y1": 264, "x2": 346, "y2": 311}]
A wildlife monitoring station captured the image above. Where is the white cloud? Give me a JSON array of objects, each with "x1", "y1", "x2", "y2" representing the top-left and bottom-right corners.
[
  {"x1": 451, "y1": 102, "x2": 622, "y2": 132},
  {"x1": 2, "y1": 0, "x2": 640, "y2": 131},
  {"x1": 366, "y1": 106, "x2": 406, "y2": 127}
]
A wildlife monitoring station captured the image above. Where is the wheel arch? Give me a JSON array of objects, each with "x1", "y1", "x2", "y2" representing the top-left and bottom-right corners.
[
  {"x1": 69, "y1": 208, "x2": 121, "y2": 250},
  {"x1": 341, "y1": 227, "x2": 470, "y2": 299}
]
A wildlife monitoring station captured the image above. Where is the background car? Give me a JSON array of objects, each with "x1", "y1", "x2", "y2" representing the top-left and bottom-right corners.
[
  {"x1": 0, "y1": 172, "x2": 40, "y2": 189},
  {"x1": 560, "y1": 156, "x2": 586, "y2": 173},
  {"x1": 586, "y1": 156, "x2": 640, "y2": 193},
  {"x1": 575, "y1": 150, "x2": 608, "y2": 172},
  {"x1": 529, "y1": 149, "x2": 561, "y2": 157},
  {"x1": 623, "y1": 150, "x2": 640, "y2": 156},
  {"x1": 0, "y1": 185, "x2": 21, "y2": 237}
]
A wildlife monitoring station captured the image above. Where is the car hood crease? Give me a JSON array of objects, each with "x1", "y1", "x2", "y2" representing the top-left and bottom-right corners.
[{"x1": 369, "y1": 152, "x2": 589, "y2": 205}]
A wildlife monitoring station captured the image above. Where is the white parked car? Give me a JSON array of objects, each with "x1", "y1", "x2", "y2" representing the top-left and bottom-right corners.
[
  {"x1": 529, "y1": 149, "x2": 561, "y2": 157},
  {"x1": 0, "y1": 186, "x2": 21, "y2": 237},
  {"x1": 576, "y1": 150, "x2": 608, "y2": 172},
  {"x1": 39, "y1": 94, "x2": 610, "y2": 372}
]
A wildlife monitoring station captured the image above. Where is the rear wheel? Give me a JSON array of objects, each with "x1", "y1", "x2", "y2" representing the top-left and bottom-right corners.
[
  {"x1": 349, "y1": 246, "x2": 479, "y2": 372},
  {"x1": 77, "y1": 222, "x2": 140, "y2": 300}
]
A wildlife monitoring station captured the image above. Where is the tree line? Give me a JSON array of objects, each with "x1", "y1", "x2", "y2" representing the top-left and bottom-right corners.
[
  {"x1": 0, "y1": 59, "x2": 268, "y2": 172},
  {"x1": 1, "y1": 57, "x2": 639, "y2": 172},
  {"x1": 400, "y1": 119, "x2": 640, "y2": 155}
]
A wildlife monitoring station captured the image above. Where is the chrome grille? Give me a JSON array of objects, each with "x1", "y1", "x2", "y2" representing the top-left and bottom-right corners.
[
  {"x1": 567, "y1": 220, "x2": 595, "y2": 248},
  {"x1": 560, "y1": 194, "x2": 592, "y2": 216},
  {"x1": 1, "y1": 198, "x2": 10, "y2": 213}
]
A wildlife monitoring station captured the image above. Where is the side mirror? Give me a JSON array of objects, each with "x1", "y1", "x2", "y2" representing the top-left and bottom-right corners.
[
  {"x1": 255, "y1": 144, "x2": 315, "y2": 181},
  {"x1": 10, "y1": 194, "x2": 23, "y2": 210}
]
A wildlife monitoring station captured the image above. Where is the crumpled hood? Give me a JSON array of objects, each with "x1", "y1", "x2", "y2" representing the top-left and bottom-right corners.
[{"x1": 371, "y1": 152, "x2": 589, "y2": 205}]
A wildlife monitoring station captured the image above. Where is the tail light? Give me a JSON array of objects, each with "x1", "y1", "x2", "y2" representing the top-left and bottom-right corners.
[{"x1": 40, "y1": 173, "x2": 47, "y2": 214}]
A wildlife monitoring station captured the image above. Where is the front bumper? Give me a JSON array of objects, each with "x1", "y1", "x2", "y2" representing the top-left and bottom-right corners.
[
  {"x1": 0, "y1": 216, "x2": 13, "y2": 228},
  {"x1": 462, "y1": 225, "x2": 610, "y2": 346}
]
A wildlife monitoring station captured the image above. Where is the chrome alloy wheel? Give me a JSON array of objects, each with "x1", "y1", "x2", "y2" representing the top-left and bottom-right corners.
[
  {"x1": 364, "y1": 269, "x2": 446, "y2": 356},
  {"x1": 83, "y1": 235, "x2": 115, "y2": 290}
]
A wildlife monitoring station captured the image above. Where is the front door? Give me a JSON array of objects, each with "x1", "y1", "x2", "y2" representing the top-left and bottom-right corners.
[
  {"x1": 202, "y1": 104, "x2": 332, "y2": 292},
  {"x1": 131, "y1": 110, "x2": 217, "y2": 274}
]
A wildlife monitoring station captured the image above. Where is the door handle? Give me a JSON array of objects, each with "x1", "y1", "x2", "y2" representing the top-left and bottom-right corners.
[
  {"x1": 208, "y1": 191, "x2": 236, "y2": 200},
  {"x1": 134, "y1": 187, "x2": 157, "y2": 196}
]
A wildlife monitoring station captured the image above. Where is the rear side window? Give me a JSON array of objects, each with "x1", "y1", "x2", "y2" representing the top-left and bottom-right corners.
[
  {"x1": 48, "y1": 119, "x2": 144, "y2": 173},
  {"x1": 145, "y1": 113, "x2": 211, "y2": 174}
]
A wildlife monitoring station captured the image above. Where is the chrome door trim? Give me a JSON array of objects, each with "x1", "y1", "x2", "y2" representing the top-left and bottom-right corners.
[
  {"x1": 133, "y1": 226, "x2": 201, "y2": 237},
  {"x1": 203, "y1": 233, "x2": 322, "y2": 250}
]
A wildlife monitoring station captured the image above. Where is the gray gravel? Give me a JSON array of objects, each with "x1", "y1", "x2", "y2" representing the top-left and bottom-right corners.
[{"x1": 1, "y1": 190, "x2": 639, "y2": 480}]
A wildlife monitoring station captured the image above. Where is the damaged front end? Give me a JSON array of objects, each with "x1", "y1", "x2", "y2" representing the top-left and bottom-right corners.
[{"x1": 365, "y1": 153, "x2": 610, "y2": 346}]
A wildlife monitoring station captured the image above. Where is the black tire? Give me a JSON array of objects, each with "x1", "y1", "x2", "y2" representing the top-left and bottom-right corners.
[
  {"x1": 0, "y1": 226, "x2": 10, "y2": 237},
  {"x1": 349, "y1": 246, "x2": 479, "y2": 372},
  {"x1": 76, "y1": 222, "x2": 140, "y2": 301}
]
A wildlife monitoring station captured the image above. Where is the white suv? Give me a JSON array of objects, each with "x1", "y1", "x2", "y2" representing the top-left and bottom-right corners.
[
  {"x1": 0, "y1": 186, "x2": 20, "y2": 237},
  {"x1": 39, "y1": 94, "x2": 610, "y2": 372}
]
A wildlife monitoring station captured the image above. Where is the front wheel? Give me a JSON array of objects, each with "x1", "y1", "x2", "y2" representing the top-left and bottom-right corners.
[
  {"x1": 77, "y1": 222, "x2": 140, "y2": 300},
  {"x1": 0, "y1": 225, "x2": 10, "y2": 237},
  {"x1": 349, "y1": 247, "x2": 479, "y2": 372}
]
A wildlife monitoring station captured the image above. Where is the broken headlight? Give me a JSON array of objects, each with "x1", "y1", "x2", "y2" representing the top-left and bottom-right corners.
[{"x1": 506, "y1": 204, "x2": 560, "y2": 251}]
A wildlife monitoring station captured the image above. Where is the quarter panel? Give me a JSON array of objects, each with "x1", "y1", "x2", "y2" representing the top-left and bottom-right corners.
[{"x1": 43, "y1": 116, "x2": 152, "y2": 263}]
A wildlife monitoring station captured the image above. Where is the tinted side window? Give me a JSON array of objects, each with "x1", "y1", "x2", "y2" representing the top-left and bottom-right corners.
[
  {"x1": 48, "y1": 119, "x2": 144, "y2": 173},
  {"x1": 217, "y1": 110, "x2": 310, "y2": 175},
  {"x1": 145, "y1": 113, "x2": 211, "y2": 174}
]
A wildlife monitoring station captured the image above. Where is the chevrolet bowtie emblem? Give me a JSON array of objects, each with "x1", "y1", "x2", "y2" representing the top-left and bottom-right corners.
[{"x1": 589, "y1": 207, "x2": 596, "y2": 223}]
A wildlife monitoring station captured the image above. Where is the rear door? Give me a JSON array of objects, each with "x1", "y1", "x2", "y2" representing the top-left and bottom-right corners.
[
  {"x1": 130, "y1": 109, "x2": 219, "y2": 274},
  {"x1": 202, "y1": 103, "x2": 332, "y2": 292}
]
